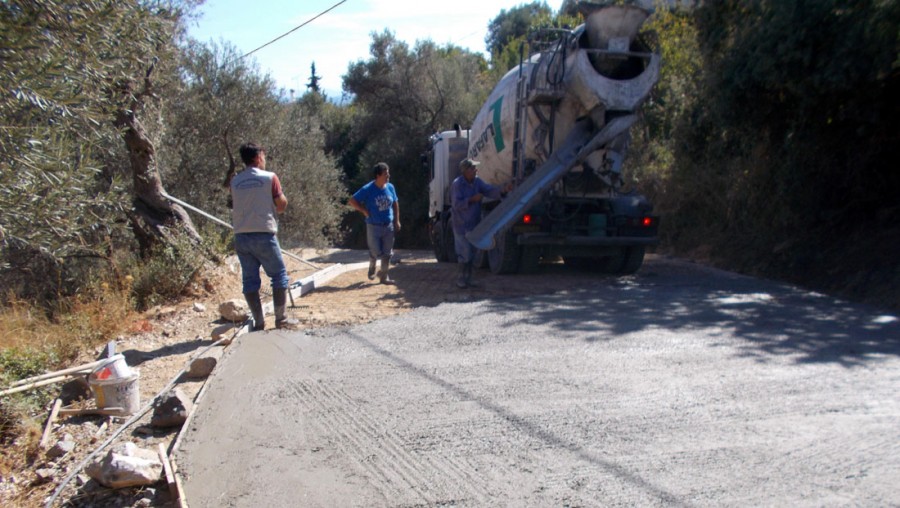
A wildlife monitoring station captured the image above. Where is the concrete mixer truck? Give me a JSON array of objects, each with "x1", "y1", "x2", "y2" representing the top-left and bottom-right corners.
[{"x1": 426, "y1": 3, "x2": 660, "y2": 275}]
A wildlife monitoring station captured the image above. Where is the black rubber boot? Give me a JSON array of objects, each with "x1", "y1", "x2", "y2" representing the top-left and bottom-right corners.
[
  {"x1": 273, "y1": 288, "x2": 299, "y2": 329},
  {"x1": 464, "y1": 262, "x2": 479, "y2": 288},
  {"x1": 367, "y1": 257, "x2": 377, "y2": 280},
  {"x1": 244, "y1": 291, "x2": 265, "y2": 331},
  {"x1": 456, "y1": 263, "x2": 467, "y2": 289},
  {"x1": 379, "y1": 255, "x2": 395, "y2": 285}
]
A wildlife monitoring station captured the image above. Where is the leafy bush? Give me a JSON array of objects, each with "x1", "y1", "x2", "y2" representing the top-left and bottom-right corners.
[{"x1": 125, "y1": 232, "x2": 210, "y2": 311}]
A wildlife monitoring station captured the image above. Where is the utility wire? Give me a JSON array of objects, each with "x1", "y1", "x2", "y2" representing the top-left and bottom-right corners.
[{"x1": 226, "y1": 0, "x2": 347, "y2": 66}]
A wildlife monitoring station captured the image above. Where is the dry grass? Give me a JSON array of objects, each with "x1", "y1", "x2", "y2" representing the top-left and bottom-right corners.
[{"x1": 0, "y1": 281, "x2": 141, "y2": 499}]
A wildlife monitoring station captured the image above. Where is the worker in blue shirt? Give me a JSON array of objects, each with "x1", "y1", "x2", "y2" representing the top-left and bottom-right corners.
[
  {"x1": 450, "y1": 158, "x2": 511, "y2": 288},
  {"x1": 349, "y1": 162, "x2": 401, "y2": 284}
]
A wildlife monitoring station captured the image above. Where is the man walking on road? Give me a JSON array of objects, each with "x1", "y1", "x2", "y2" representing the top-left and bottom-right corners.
[
  {"x1": 450, "y1": 158, "x2": 510, "y2": 289},
  {"x1": 230, "y1": 142, "x2": 297, "y2": 330},
  {"x1": 349, "y1": 162, "x2": 401, "y2": 284}
]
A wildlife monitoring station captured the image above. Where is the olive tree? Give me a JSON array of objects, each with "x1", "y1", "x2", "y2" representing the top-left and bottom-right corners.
[
  {"x1": 0, "y1": 0, "x2": 201, "y2": 302},
  {"x1": 159, "y1": 40, "x2": 346, "y2": 249},
  {"x1": 342, "y1": 32, "x2": 491, "y2": 246}
]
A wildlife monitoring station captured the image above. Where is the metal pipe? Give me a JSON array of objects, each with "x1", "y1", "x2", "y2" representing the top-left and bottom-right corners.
[{"x1": 162, "y1": 192, "x2": 318, "y2": 269}]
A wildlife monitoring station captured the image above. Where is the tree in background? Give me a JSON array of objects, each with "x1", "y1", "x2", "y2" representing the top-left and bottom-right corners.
[
  {"x1": 486, "y1": 2, "x2": 554, "y2": 58},
  {"x1": 485, "y1": 1, "x2": 555, "y2": 73},
  {"x1": 0, "y1": 0, "x2": 202, "y2": 304},
  {"x1": 307, "y1": 62, "x2": 323, "y2": 94},
  {"x1": 627, "y1": 4, "x2": 701, "y2": 216},
  {"x1": 161, "y1": 41, "x2": 280, "y2": 221},
  {"x1": 668, "y1": 0, "x2": 900, "y2": 303},
  {"x1": 160, "y1": 41, "x2": 346, "y2": 249},
  {"x1": 342, "y1": 31, "x2": 490, "y2": 247}
]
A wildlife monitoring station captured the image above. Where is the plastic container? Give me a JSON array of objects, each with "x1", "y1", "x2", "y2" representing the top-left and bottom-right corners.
[
  {"x1": 89, "y1": 354, "x2": 131, "y2": 381},
  {"x1": 89, "y1": 372, "x2": 140, "y2": 415}
]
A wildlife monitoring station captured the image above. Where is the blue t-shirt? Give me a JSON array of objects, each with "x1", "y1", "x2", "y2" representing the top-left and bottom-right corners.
[{"x1": 353, "y1": 181, "x2": 398, "y2": 225}]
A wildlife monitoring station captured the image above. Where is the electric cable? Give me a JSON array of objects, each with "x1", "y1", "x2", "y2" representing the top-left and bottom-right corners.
[{"x1": 225, "y1": 0, "x2": 348, "y2": 66}]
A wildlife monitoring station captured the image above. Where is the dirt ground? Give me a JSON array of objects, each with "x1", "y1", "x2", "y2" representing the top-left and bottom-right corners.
[{"x1": 8, "y1": 248, "x2": 607, "y2": 507}]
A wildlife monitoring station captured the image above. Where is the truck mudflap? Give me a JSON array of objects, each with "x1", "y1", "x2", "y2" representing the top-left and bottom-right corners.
[{"x1": 466, "y1": 114, "x2": 637, "y2": 251}]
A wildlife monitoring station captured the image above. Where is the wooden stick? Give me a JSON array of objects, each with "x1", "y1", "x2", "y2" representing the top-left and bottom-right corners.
[
  {"x1": 10, "y1": 359, "x2": 104, "y2": 387},
  {"x1": 40, "y1": 399, "x2": 63, "y2": 449},
  {"x1": 58, "y1": 407, "x2": 125, "y2": 417},
  {"x1": 169, "y1": 455, "x2": 190, "y2": 508},
  {"x1": 0, "y1": 374, "x2": 77, "y2": 396},
  {"x1": 158, "y1": 443, "x2": 179, "y2": 500}
]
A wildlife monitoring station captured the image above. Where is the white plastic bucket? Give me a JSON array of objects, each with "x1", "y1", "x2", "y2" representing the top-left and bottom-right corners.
[
  {"x1": 89, "y1": 372, "x2": 140, "y2": 415},
  {"x1": 90, "y1": 354, "x2": 132, "y2": 381}
]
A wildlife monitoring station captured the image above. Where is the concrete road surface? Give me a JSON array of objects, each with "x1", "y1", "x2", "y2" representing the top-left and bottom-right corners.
[{"x1": 175, "y1": 256, "x2": 900, "y2": 507}]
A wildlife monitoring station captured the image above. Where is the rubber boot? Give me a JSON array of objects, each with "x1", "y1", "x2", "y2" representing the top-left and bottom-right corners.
[
  {"x1": 464, "y1": 262, "x2": 479, "y2": 288},
  {"x1": 378, "y1": 255, "x2": 395, "y2": 285},
  {"x1": 367, "y1": 257, "x2": 377, "y2": 280},
  {"x1": 456, "y1": 263, "x2": 467, "y2": 289},
  {"x1": 244, "y1": 291, "x2": 265, "y2": 331},
  {"x1": 273, "y1": 288, "x2": 299, "y2": 329}
]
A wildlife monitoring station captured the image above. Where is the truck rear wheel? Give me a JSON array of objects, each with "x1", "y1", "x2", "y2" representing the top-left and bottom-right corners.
[
  {"x1": 431, "y1": 219, "x2": 447, "y2": 262},
  {"x1": 598, "y1": 246, "x2": 645, "y2": 274},
  {"x1": 519, "y1": 247, "x2": 541, "y2": 274},
  {"x1": 617, "y1": 246, "x2": 645, "y2": 275},
  {"x1": 488, "y1": 231, "x2": 520, "y2": 274},
  {"x1": 473, "y1": 249, "x2": 488, "y2": 269},
  {"x1": 431, "y1": 217, "x2": 457, "y2": 263}
]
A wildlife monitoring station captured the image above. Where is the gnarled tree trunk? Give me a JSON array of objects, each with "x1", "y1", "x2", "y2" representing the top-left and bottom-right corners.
[{"x1": 114, "y1": 66, "x2": 202, "y2": 255}]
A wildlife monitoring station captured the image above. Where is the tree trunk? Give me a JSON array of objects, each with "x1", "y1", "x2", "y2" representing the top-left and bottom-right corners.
[{"x1": 116, "y1": 108, "x2": 201, "y2": 255}]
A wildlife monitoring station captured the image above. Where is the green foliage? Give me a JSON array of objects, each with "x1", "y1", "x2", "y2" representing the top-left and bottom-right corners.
[
  {"x1": 306, "y1": 62, "x2": 323, "y2": 94},
  {"x1": 270, "y1": 101, "x2": 347, "y2": 248},
  {"x1": 0, "y1": 347, "x2": 58, "y2": 388},
  {"x1": 485, "y1": 2, "x2": 554, "y2": 57},
  {"x1": 484, "y1": 1, "x2": 583, "y2": 74},
  {"x1": 0, "y1": 347, "x2": 59, "y2": 435},
  {"x1": 159, "y1": 40, "x2": 346, "y2": 249},
  {"x1": 627, "y1": 5, "x2": 702, "y2": 209},
  {"x1": 343, "y1": 32, "x2": 493, "y2": 246},
  {"x1": 656, "y1": 0, "x2": 900, "y2": 306},
  {"x1": 125, "y1": 231, "x2": 208, "y2": 310},
  {"x1": 0, "y1": 0, "x2": 199, "y2": 303}
]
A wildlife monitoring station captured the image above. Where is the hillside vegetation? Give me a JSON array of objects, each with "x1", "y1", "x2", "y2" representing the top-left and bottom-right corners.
[{"x1": 1, "y1": 0, "x2": 898, "y2": 491}]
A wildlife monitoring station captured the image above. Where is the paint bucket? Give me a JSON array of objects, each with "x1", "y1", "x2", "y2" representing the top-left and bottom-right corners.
[
  {"x1": 89, "y1": 372, "x2": 140, "y2": 415},
  {"x1": 89, "y1": 354, "x2": 132, "y2": 381}
]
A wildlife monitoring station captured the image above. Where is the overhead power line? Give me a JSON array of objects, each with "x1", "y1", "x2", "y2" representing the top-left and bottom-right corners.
[{"x1": 228, "y1": 0, "x2": 348, "y2": 65}]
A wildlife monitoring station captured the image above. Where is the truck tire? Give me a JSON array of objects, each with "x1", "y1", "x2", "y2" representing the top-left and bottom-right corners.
[
  {"x1": 473, "y1": 249, "x2": 488, "y2": 269},
  {"x1": 442, "y1": 222, "x2": 456, "y2": 262},
  {"x1": 598, "y1": 246, "x2": 645, "y2": 274},
  {"x1": 431, "y1": 219, "x2": 448, "y2": 262},
  {"x1": 519, "y1": 247, "x2": 541, "y2": 274},
  {"x1": 617, "y1": 246, "x2": 645, "y2": 275},
  {"x1": 488, "y1": 231, "x2": 520, "y2": 274},
  {"x1": 563, "y1": 256, "x2": 591, "y2": 271}
]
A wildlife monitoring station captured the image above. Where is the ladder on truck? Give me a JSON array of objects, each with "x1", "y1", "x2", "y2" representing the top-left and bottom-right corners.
[
  {"x1": 511, "y1": 67, "x2": 529, "y2": 184},
  {"x1": 511, "y1": 42, "x2": 567, "y2": 183}
]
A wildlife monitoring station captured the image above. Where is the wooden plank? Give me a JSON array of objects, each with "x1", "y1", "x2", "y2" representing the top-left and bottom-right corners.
[
  {"x1": 169, "y1": 455, "x2": 190, "y2": 508},
  {"x1": 9, "y1": 359, "x2": 102, "y2": 387},
  {"x1": 1, "y1": 374, "x2": 77, "y2": 396},
  {"x1": 158, "y1": 443, "x2": 179, "y2": 500},
  {"x1": 39, "y1": 399, "x2": 63, "y2": 448},
  {"x1": 58, "y1": 407, "x2": 125, "y2": 417}
]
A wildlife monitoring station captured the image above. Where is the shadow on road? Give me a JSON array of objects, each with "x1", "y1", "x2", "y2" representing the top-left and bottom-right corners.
[{"x1": 480, "y1": 258, "x2": 900, "y2": 366}]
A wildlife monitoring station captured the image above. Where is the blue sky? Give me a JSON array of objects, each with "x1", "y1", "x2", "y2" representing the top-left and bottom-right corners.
[{"x1": 187, "y1": 0, "x2": 564, "y2": 99}]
